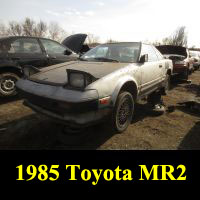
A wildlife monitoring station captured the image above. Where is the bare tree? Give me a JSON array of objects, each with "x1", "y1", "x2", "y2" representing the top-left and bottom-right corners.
[
  {"x1": 7, "y1": 21, "x2": 23, "y2": 36},
  {"x1": 48, "y1": 22, "x2": 68, "y2": 42},
  {"x1": 22, "y1": 18, "x2": 35, "y2": 36},
  {"x1": 87, "y1": 33, "x2": 100, "y2": 45},
  {"x1": 107, "y1": 38, "x2": 118, "y2": 43},
  {"x1": 161, "y1": 26, "x2": 188, "y2": 47},
  {"x1": 33, "y1": 20, "x2": 48, "y2": 37},
  {"x1": 0, "y1": 23, "x2": 7, "y2": 37},
  {"x1": 171, "y1": 26, "x2": 187, "y2": 47}
]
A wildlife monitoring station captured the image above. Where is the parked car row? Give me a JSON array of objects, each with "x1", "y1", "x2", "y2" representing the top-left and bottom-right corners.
[
  {"x1": 189, "y1": 50, "x2": 200, "y2": 70},
  {"x1": 1, "y1": 33, "x2": 199, "y2": 133},
  {"x1": 156, "y1": 45, "x2": 200, "y2": 80}
]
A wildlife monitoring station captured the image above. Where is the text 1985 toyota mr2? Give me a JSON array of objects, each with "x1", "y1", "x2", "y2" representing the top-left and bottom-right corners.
[{"x1": 16, "y1": 42, "x2": 173, "y2": 132}]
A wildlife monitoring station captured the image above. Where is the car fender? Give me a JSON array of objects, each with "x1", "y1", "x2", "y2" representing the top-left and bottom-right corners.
[
  {"x1": 0, "y1": 64, "x2": 22, "y2": 74},
  {"x1": 111, "y1": 75, "x2": 139, "y2": 106}
]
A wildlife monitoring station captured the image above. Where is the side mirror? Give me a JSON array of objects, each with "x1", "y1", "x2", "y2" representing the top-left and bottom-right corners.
[
  {"x1": 139, "y1": 54, "x2": 148, "y2": 63},
  {"x1": 64, "y1": 49, "x2": 72, "y2": 55}
]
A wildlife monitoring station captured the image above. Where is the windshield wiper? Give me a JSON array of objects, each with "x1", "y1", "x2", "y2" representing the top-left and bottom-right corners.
[{"x1": 94, "y1": 57, "x2": 119, "y2": 63}]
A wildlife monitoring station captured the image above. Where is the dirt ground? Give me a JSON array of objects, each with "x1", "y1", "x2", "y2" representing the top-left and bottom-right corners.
[{"x1": 0, "y1": 71, "x2": 200, "y2": 150}]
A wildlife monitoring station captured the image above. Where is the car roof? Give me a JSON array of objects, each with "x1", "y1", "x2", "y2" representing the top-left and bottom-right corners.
[
  {"x1": 98, "y1": 42, "x2": 143, "y2": 46},
  {"x1": 0, "y1": 36, "x2": 58, "y2": 42}
]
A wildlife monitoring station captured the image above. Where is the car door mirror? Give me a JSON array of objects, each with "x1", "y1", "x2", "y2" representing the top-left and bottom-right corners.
[
  {"x1": 64, "y1": 49, "x2": 72, "y2": 55},
  {"x1": 139, "y1": 54, "x2": 148, "y2": 63}
]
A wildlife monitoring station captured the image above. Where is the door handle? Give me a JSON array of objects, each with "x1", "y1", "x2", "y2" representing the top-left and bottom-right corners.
[
  {"x1": 50, "y1": 56, "x2": 57, "y2": 59},
  {"x1": 47, "y1": 55, "x2": 56, "y2": 59},
  {"x1": 159, "y1": 64, "x2": 163, "y2": 68}
]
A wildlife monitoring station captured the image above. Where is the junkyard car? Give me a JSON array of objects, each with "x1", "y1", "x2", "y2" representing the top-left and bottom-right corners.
[
  {"x1": 16, "y1": 42, "x2": 173, "y2": 132},
  {"x1": 156, "y1": 45, "x2": 194, "y2": 80},
  {"x1": 189, "y1": 50, "x2": 200, "y2": 70},
  {"x1": 0, "y1": 34, "x2": 88, "y2": 97}
]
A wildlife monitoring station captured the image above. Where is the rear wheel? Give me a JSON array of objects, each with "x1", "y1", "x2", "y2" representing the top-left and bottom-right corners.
[
  {"x1": 0, "y1": 72, "x2": 20, "y2": 97},
  {"x1": 165, "y1": 74, "x2": 171, "y2": 92},
  {"x1": 110, "y1": 91, "x2": 134, "y2": 133}
]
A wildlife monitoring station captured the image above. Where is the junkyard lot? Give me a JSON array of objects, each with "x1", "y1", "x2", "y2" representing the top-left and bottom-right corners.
[{"x1": 0, "y1": 71, "x2": 200, "y2": 150}]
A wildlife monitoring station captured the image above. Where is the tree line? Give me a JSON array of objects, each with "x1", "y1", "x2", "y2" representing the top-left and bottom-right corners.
[
  {"x1": 0, "y1": 18, "x2": 69, "y2": 42},
  {"x1": 0, "y1": 17, "x2": 102, "y2": 45},
  {"x1": 0, "y1": 18, "x2": 188, "y2": 47}
]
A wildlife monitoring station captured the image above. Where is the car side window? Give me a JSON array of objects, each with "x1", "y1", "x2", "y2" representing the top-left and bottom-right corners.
[
  {"x1": 40, "y1": 39, "x2": 66, "y2": 54},
  {"x1": 96, "y1": 47, "x2": 109, "y2": 57},
  {"x1": 152, "y1": 46, "x2": 164, "y2": 60},
  {"x1": 9, "y1": 38, "x2": 42, "y2": 54},
  {"x1": 141, "y1": 44, "x2": 159, "y2": 62}
]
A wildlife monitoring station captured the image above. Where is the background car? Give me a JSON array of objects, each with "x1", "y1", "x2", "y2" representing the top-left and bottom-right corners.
[
  {"x1": 16, "y1": 42, "x2": 173, "y2": 133},
  {"x1": 0, "y1": 34, "x2": 88, "y2": 97},
  {"x1": 189, "y1": 50, "x2": 200, "y2": 70},
  {"x1": 156, "y1": 45, "x2": 194, "y2": 80}
]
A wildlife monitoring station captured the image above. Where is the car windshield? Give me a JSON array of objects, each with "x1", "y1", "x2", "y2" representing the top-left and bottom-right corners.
[{"x1": 80, "y1": 42, "x2": 140, "y2": 63}]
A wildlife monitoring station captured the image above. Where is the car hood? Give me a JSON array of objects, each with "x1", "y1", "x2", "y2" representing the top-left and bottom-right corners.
[
  {"x1": 156, "y1": 45, "x2": 187, "y2": 57},
  {"x1": 29, "y1": 61, "x2": 130, "y2": 84},
  {"x1": 62, "y1": 34, "x2": 87, "y2": 54}
]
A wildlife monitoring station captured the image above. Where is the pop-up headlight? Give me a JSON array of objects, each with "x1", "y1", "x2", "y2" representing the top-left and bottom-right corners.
[{"x1": 66, "y1": 69, "x2": 95, "y2": 90}]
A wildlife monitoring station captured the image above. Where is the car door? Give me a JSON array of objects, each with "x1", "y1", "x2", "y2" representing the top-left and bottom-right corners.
[
  {"x1": 140, "y1": 44, "x2": 163, "y2": 94},
  {"x1": 8, "y1": 37, "x2": 48, "y2": 69},
  {"x1": 152, "y1": 46, "x2": 166, "y2": 79},
  {"x1": 39, "y1": 39, "x2": 74, "y2": 66}
]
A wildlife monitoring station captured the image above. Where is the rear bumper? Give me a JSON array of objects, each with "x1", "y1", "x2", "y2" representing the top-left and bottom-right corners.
[{"x1": 173, "y1": 66, "x2": 188, "y2": 74}]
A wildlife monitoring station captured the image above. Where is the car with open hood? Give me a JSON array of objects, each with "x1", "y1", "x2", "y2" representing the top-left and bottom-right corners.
[
  {"x1": 0, "y1": 34, "x2": 88, "y2": 97},
  {"x1": 189, "y1": 50, "x2": 200, "y2": 70},
  {"x1": 16, "y1": 42, "x2": 173, "y2": 133},
  {"x1": 156, "y1": 45, "x2": 194, "y2": 80}
]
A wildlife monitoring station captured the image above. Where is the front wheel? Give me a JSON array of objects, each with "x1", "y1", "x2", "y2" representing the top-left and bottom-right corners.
[
  {"x1": 0, "y1": 72, "x2": 20, "y2": 97},
  {"x1": 110, "y1": 91, "x2": 134, "y2": 133}
]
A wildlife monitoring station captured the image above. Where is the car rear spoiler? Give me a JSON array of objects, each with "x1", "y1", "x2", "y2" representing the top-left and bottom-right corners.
[{"x1": 22, "y1": 65, "x2": 41, "y2": 78}]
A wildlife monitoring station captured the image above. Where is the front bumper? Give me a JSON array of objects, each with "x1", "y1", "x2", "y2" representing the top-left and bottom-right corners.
[
  {"x1": 16, "y1": 79, "x2": 112, "y2": 127},
  {"x1": 23, "y1": 100, "x2": 112, "y2": 127}
]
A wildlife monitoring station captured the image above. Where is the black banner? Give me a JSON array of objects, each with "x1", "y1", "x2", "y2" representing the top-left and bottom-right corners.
[{"x1": 0, "y1": 150, "x2": 199, "y2": 188}]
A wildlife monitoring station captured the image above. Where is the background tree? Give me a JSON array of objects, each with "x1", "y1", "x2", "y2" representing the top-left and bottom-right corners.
[
  {"x1": 0, "y1": 22, "x2": 7, "y2": 37},
  {"x1": 0, "y1": 18, "x2": 67, "y2": 42},
  {"x1": 48, "y1": 22, "x2": 68, "y2": 42},
  {"x1": 87, "y1": 33, "x2": 100, "y2": 45},
  {"x1": 7, "y1": 21, "x2": 23, "y2": 36},
  {"x1": 107, "y1": 38, "x2": 118, "y2": 43},
  {"x1": 161, "y1": 26, "x2": 188, "y2": 47},
  {"x1": 33, "y1": 20, "x2": 48, "y2": 37}
]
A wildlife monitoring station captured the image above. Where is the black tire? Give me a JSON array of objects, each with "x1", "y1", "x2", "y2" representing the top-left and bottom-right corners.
[
  {"x1": 110, "y1": 91, "x2": 134, "y2": 133},
  {"x1": 0, "y1": 72, "x2": 20, "y2": 97}
]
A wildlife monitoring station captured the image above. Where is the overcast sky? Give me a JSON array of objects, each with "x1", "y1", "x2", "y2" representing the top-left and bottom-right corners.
[{"x1": 0, "y1": 0, "x2": 199, "y2": 47}]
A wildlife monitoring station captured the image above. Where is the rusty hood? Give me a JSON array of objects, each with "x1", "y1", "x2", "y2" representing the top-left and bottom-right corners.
[{"x1": 29, "y1": 61, "x2": 130, "y2": 84}]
